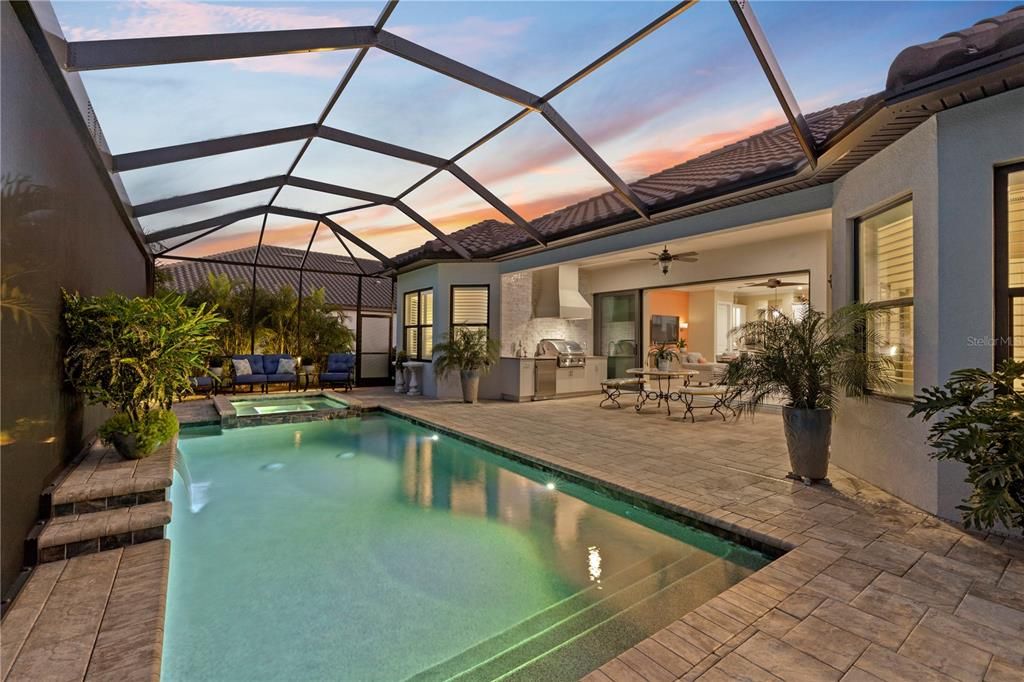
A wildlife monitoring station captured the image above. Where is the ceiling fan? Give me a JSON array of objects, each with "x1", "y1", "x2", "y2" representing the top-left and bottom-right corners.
[
  {"x1": 741, "y1": 278, "x2": 806, "y2": 289},
  {"x1": 631, "y1": 246, "x2": 698, "y2": 275}
]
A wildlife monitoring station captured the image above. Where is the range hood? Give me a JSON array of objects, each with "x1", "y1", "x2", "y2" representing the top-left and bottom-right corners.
[{"x1": 532, "y1": 265, "x2": 592, "y2": 320}]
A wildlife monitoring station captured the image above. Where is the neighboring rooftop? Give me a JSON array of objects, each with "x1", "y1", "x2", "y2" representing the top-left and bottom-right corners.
[{"x1": 159, "y1": 246, "x2": 394, "y2": 311}]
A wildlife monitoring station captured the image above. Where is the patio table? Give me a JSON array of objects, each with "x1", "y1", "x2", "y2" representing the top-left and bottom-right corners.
[{"x1": 625, "y1": 368, "x2": 697, "y2": 416}]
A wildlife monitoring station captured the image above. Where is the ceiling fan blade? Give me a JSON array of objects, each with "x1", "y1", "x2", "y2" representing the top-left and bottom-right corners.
[
  {"x1": 678, "y1": 257, "x2": 699, "y2": 262},
  {"x1": 676, "y1": 251, "x2": 698, "y2": 257},
  {"x1": 740, "y1": 282, "x2": 765, "y2": 288},
  {"x1": 648, "y1": 252, "x2": 662, "y2": 257},
  {"x1": 775, "y1": 281, "x2": 806, "y2": 287},
  {"x1": 629, "y1": 258, "x2": 655, "y2": 262}
]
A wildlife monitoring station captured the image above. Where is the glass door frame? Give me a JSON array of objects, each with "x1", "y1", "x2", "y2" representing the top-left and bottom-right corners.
[{"x1": 593, "y1": 289, "x2": 643, "y2": 379}]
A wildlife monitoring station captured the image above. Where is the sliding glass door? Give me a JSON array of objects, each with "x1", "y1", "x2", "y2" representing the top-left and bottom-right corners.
[{"x1": 596, "y1": 291, "x2": 641, "y2": 379}]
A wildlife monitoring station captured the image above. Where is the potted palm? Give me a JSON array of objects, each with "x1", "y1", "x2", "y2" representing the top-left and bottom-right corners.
[
  {"x1": 648, "y1": 342, "x2": 680, "y2": 371},
  {"x1": 432, "y1": 328, "x2": 500, "y2": 403},
  {"x1": 63, "y1": 290, "x2": 224, "y2": 459},
  {"x1": 726, "y1": 303, "x2": 891, "y2": 484}
]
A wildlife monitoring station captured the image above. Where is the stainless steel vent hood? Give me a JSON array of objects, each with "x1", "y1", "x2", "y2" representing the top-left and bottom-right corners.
[{"x1": 531, "y1": 265, "x2": 592, "y2": 319}]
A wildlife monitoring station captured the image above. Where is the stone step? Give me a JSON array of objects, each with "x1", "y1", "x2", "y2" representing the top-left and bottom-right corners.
[
  {"x1": 26, "y1": 501, "x2": 171, "y2": 564},
  {"x1": 42, "y1": 438, "x2": 174, "y2": 518}
]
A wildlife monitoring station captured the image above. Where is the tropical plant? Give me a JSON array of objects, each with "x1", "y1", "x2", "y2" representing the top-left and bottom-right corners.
[
  {"x1": 178, "y1": 273, "x2": 354, "y2": 361},
  {"x1": 433, "y1": 328, "x2": 500, "y2": 377},
  {"x1": 909, "y1": 361, "x2": 1024, "y2": 531},
  {"x1": 648, "y1": 342, "x2": 680, "y2": 365},
  {"x1": 394, "y1": 348, "x2": 408, "y2": 370},
  {"x1": 726, "y1": 303, "x2": 892, "y2": 413},
  {"x1": 62, "y1": 290, "x2": 224, "y2": 424},
  {"x1": 98, "y1": 410, "x2": 179, "y2": 458}
]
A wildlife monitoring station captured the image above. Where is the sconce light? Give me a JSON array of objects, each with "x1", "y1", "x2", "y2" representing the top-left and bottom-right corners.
[{"x1": 679, "y1": 321, "x2": 688, "y2": 330}]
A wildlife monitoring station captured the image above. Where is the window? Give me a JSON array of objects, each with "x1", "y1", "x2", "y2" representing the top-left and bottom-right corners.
[
  {"x1": 450, "y1": 286, "x2": 490, "y2": 335},
  {"x1": 996, "y1": 164, "x2": 1024, "y2": 372},
  {"x1": 857, "y1": 199, "x2": 914, "y2": 398},
  {"x1": 403, "y1": 289, "x2": 433, "y2": 361}
]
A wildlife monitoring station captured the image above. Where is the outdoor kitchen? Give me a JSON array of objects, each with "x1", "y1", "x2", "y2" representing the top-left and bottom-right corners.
[{"x1": 498, "y1": 267, "x2": 607, "y2": 401}]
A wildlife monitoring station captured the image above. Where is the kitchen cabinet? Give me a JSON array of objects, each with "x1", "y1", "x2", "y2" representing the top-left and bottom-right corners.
[
  {"x1": 499, "y1": 358, "x2": 534, "y2": 401},
  {"x1": 500, "y1": 357, "x2": 606, "y2": 400}
]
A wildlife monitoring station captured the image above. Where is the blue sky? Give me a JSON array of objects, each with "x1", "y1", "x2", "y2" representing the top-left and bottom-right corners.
[{"x1": 53, "y1": 0, "x2": 1018, "y2": 259}]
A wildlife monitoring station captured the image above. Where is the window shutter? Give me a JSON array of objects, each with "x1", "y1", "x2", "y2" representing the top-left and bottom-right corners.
[{"x1": 452, "y1": 287, "x2": 488, "y2": 325}]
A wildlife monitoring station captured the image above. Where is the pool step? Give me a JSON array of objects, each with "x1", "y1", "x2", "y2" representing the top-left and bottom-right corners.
[
  {"x1": 498, "y1": 557, "x2": 742, "y2": 682},
  {"x1": 410, "y1": 550, "x2": 723, "y2": 682},
  {"x1": 407, "y1": 551, "x2": 684, "y2": 682},
  {"x1": 41, "y1": 437, "x2": 173, "y2": 518},
  {"x1": 25, "y1": 500, "x2": 171, "y2": 565}
]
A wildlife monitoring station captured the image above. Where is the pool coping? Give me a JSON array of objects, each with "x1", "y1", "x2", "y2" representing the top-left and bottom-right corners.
[{"x1": 212, "y1": 389, "x2": 355, "y2": 428}]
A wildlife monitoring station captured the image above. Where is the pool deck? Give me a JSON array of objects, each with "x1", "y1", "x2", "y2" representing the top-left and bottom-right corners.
[
  {"x1": 9, "y1": 391, "x2": 1019, "y2": 681},
  {"x1": 351, "y1": 390, "x2": 1024, "y2": 682}
]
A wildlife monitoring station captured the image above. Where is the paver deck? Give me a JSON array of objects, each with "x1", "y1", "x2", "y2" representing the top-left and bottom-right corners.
[
  {"x1": 352, "y1": 391, "x2": 1024, "y2": 681},
  {"x1": 2, "y1": 541, "x2": 169, "y2": 682}
]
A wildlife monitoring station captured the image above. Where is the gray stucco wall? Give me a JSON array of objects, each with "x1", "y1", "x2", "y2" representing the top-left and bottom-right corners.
[
  {"x1": 1, "y1": 4, "x2": 149, "y2": 594},
  {"x1": 831, "y1": 88, "x2": 1024, "y2": 519},
  {"x1": 396, "y1": 263, "x2": 503, "y2": 399}
]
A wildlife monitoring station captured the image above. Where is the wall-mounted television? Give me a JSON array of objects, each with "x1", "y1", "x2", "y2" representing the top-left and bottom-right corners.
[{"x1": 650, "y1": 315, "x2": 680, "y2": 344}]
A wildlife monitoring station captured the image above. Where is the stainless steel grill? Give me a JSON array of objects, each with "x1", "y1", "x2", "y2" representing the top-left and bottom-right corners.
[{"x1": 536, "y1": 339, "x2": 586, "y2": 368}]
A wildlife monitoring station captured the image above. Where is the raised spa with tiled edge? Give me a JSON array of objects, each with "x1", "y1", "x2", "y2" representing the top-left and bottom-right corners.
[{"x1": 165, "y1": 415, "x2": 768, "y2": 681}]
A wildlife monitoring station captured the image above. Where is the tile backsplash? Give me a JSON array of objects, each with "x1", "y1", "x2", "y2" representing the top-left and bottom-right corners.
[{"x1": 501, "y1": 271, "x2": 592, "y2": 356}]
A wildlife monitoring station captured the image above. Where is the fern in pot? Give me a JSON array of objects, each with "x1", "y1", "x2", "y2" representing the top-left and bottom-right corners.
[
  {"x1": 726, "y1": 304, "x2": 891, "y2": 484},
  {"x1": 432, "y1": 328, "x2": 500, "y2": 403},
  {"x1": 62, "y1": 290, "x2": 224, "y2": 459}
]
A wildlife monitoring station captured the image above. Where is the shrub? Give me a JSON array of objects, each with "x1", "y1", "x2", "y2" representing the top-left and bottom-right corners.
[
  {"x1": 909, "y1": 360, "x2": 1024, "y2": 531},
  {"x1": 99, "y1": 409, "x2": 179, "y2": 458},
  {"x1": 62, "y1": 290, "x2": 224, "y2": 423}
]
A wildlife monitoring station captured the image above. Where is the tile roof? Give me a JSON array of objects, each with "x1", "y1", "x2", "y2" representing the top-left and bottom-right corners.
[
  {"x1": 159, "y1": 245, "x2": 393, "y2": 311},
  {"x1": 887, "y1": 5, "x2": 1024, "y2": 90},
  {"x1": 394, "y1": 97, "x2": 871, "y2": 265},
  {"x1": 394, "y1": 5, "x2": 1024, "y2": 268}
]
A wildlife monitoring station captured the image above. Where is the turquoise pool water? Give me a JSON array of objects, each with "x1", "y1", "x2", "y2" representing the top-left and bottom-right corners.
[
  {"x1": 229, "y1": 395, "x2": 346, "y2": 416},
  {"x1": 165, "y1": 416, "x2": 767, "y2": 681}
]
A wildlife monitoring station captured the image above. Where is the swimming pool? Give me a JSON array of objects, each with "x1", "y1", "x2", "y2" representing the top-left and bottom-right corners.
[
  {"x1": 165, "y1": 415, "x2": 768, "y2": 681},
  {"x1": 229, "y1": 394, "x2": 347, "y2": 416}
]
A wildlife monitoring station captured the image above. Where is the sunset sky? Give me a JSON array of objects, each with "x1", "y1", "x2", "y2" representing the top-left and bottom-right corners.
[{"x1": 53, "y1": 0, "x2": 1017, "y2": 262}]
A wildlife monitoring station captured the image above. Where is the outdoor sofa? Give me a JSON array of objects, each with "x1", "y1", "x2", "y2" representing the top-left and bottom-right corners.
[{"x1": 230, "y1": 354, "x2": 299, "y2": 393}]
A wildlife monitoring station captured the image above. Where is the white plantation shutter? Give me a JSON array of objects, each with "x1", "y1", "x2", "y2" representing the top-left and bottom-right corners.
[
  {"x1": 451, "y1": 287, "x2": 488, "y2": 326},
  {"x1": 859, "y1": 200, "x2": 914, "y2": 398}
]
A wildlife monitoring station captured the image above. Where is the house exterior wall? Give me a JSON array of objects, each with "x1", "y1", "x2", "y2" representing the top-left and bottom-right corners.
[
  {"x1": 831, "y1": 88, "x2": 1024, "y2": 519},
  {"x1": 1, "y1": 4, "x2": 149, "y2": 595},
  {"x1": 395, "y1": 263, "x2": 502, "y2": 399}
]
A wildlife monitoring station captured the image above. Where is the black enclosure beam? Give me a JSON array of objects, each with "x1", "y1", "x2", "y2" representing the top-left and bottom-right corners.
[
  {"x1": 132, "y1": 176, "x2": 287, "y2": 217},
  {"x1": 146, "y1": 205, "x2": 268, "y2": 242},
  {"x1": 540, "y1": 104, "x2": 650, "y2": 220},
  {"x1": 447, "y1": 165, "x2": 546, "y2": 246},
  {"x1": 318, "y1": 126, "x2": 446, "y2": 167},
  {"x1": 66, "y1": 26, "x2": 377, "y2": 71},
  {"x1": 729, "y1": 0, "x2": 817, "y2": 167},
  {"x1": 112, "y1": 125, "x2": 316, "y2": 172}
]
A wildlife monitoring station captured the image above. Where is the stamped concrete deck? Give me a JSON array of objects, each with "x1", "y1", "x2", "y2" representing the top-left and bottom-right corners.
[{"x1": 355, "y1": 391, "x2": 1024, "y2": 682}]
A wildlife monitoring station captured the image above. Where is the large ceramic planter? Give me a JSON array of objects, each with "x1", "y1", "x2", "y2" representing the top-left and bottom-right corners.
[
  {"x1": 107, "y1": 432, "x2": 167, "y2": 460},
  {"x1": 460, "y1": 370, "x2": 480, "y2": 403},
  {"x1": 782, "y1": 406, "x2": 832, "y2": 483}
]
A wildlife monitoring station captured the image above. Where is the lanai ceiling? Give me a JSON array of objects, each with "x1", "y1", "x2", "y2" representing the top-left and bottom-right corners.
[{"x1": 29, "y1": 0, "x2": 1019, "y2": 275}]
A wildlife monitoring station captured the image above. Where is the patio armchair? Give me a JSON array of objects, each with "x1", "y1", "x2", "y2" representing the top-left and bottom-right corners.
[
  {"x1": 320, "y1": 353, "x2": 356, "y2": 391},
  {"x1": 188, "y1": 375, "x2": 217, "y2": 398}
]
